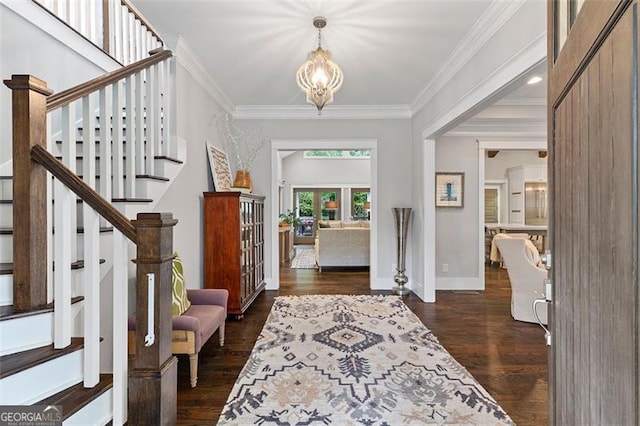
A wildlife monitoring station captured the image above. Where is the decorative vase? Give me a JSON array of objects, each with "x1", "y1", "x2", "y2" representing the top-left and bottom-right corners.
[
  {"x1": 392, "y1": 207, "x2": 412, "y2": 296},
  {"x1": 233, "y1": 170, "x2": 252, "y2": 192}
]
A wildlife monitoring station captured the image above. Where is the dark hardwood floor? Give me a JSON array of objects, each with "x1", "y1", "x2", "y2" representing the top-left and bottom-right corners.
[{"x1": 175, "y1": 265, "x2": 548, "y2": 425}]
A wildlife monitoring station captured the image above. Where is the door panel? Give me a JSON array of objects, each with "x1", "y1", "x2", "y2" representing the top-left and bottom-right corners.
[{"x1": 549, "y1": 1, "x2": 638, "y2": 423}]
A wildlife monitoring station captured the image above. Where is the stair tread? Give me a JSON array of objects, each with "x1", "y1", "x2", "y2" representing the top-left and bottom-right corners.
[
  {"x1": 112, "y1": 198, "x2": 152, "y2": 203},
  {"x1": 37, "y1": 374, "x2": 113, "y2": 420},
  {"x1": 0, "y1": 337, "x2": 84, "y2": 379},
  {"x1": 51, "y1": 154, "x2": 182, "y2": 164},
  {"x1": 136, "y1": 174, "x2": 169, "y2": 181},
  {"x1": 0, "y1": 262, "x2": 12, "y2": 275},
  {"x1": 0, "y1": 296, "x2": 83, "y2": 322},
  {"x1": 0, "y1": 227, "x2": 113, "y2": 235},
  {"x1": 0, "y1": 260, "x2": 105, "y2": 275},
  {"x1": 1, "y1": 198, "x2": 155, "y2": 204}
]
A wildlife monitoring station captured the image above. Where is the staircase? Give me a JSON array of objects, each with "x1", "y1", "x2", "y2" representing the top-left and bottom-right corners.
[{"x1": 0, "y1": 46, "x2": 182, "y2": 423}]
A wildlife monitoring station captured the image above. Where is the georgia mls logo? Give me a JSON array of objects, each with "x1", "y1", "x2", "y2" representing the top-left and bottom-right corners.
[
  {"x1": 42, "y1": 406, "x2": 62, "y2": 422},
  {"x1": 0, "y1": 405, "x2": 62, "y2": 425}
]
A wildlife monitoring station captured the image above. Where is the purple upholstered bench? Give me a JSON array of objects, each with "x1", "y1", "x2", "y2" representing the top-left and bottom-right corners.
[{"x1": 128, "y1": 288, "x2": 228, "y2": 387}]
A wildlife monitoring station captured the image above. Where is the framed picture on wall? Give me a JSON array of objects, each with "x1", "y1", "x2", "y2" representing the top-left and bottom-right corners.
[
  {"x1": 435, "y1": 172, "x2": 464, "y2": 208},
  {"x1": 206, "y1": 143, "x2": 233, "y2": 191}
]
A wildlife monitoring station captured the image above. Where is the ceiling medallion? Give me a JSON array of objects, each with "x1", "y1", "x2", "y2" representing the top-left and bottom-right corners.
[{"x1": 296, "y1": 16, "x2": 344, "y2": 115}]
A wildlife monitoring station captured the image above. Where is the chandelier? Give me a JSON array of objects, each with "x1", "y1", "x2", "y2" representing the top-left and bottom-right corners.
[{"x1": 296, "y1": 16, "x2": 344, "y2": 114}]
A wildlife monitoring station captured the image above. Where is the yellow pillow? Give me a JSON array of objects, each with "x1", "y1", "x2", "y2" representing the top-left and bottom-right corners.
[{"x1": 172, "y1": 253, "x2": 191, "y2": 316}]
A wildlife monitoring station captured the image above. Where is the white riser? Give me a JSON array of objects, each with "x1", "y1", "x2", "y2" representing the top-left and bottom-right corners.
[
  {"x1": 0, "y1": 234, "x2": 12, "y2": 262},
  {"x1": 0, "y1": 204, "x2": 11, "y2": 227},
  {"x1": 0, "y1": 301, "x2": 83, "y2": 356},
  {"x1": 0, "y1": 312, "x2": 53, "y2": 356},
  {"x1": 64, "y1": 388, "x2": 113, "y2": 426},
  {"x1": 0, "y1": 180, "x2": 11, "y2": 200},
  {"x1": 0, "y1": 349, "x2": 83, "y2": 405},
  {"x1": 0, "y1": 274, "x2": 12, "y2": 307}
]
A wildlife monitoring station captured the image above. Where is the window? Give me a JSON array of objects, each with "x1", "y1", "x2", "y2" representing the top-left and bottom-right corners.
[
  {"x1": 351, "y1": 188, "x2": 370, "y2": 220},
  {"x1": 304, "y1": 150, "x2": 371, "y2": 159}
]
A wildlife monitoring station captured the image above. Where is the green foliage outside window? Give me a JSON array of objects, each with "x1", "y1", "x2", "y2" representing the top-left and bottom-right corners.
[{"x1": 304, "y1": 150, "x2": 371, "y2": 158}]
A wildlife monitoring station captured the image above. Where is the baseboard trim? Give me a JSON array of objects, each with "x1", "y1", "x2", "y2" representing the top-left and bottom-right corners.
[{"x1": 436, "y1": 277, "x2": 483, "y2": 291}]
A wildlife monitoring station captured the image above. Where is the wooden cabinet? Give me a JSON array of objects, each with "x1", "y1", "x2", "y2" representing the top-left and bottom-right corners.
[
  {"x1": 203, "y1": 192, "x2": 265, "y2": 318},
  {"x1": 278, "y1": 226, "x2": 294, "y2": 265}
]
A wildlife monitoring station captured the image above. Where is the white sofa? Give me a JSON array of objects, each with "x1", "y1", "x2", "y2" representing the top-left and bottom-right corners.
[{"x1": 314, "y1": 221, "x2": 370, "y2": 271}]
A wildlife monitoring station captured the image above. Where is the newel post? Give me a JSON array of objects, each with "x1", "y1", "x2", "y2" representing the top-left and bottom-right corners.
[
  {"x1": 129, "y1": 213, "x2": 178, "y2": 425},
  {"x1": 3, "y1": 75, "x2": 53, "y2": 309}
]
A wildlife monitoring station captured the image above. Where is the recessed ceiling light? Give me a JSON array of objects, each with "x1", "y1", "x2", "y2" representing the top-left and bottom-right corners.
[{"x1": 527, "y1": 75, "x2": 543, "y2": 85}]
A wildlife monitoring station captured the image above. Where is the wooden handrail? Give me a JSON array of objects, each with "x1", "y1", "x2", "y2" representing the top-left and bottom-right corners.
[
  {"x1": 47, "y1": 49, "x2": 172, "y2": 111},
  {"x1": 120, "y1": 0, "x2": 164, "y2": 46},
  {"x1": 31, "y1": 145, "x2": 137, "y2": 243}
]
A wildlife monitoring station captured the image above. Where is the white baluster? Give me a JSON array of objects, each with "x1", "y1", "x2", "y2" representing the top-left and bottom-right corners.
[
  {"x1": 61, "y1": 103, "x2": 78, "y2": 260},
  {"x1": 46, "y1": 118, "x2": 54, "y2": 304},
  {"x1": 125, "y1": 76, "x2": 136, "y2": 197},
  {"x1": 68, "y1": 0, "x2": 79, "y2": 32},
  {"x1": 128, "y1": 13, "x2": 138, "y2": 63},
  {"x1": 121, "y1": 9, "x2": 130, "y2": 65},
  {"x1": 53, "y1": 180, "x2": 72, "y2": 349},
  {"x1": 146, "y1": 64, "x2": 156, "y2": 175},
  {"x1": 112, "y1": 230, "x2": 128, "y2": 425},
  {"x1": 77, "y1": 0, "x2": 87, "y2": 40},
  {"x1": 87, "y1": 0, "x2": 97, "y2": 45},
  {"x1": 82, "y1": 94, "x2": 96, "y2": 188},
  {"x1": 135, "y1": 70, "x2": 146, "y2": 175},
  {"x1": 112, "y1": 0, "x2": 122, "y2": 62},
  {"x1": 164, "y1": 58, "x2": 176, "y2": 158},
  {"x1": 107, "y1": 0, "x2": 120, "y2": 58},
  {"x1": 82, "y1": 207, "x2": 100, "y2": 387},
  {"x1": 111, "y1": 83, "x2": 124, "y2": 198},
  {"x1": 100, "y1": 86, "x2": 114, "y2": 199},
  {"x1": 134, "y1": 18, "x2": 142, "y2": 62}
]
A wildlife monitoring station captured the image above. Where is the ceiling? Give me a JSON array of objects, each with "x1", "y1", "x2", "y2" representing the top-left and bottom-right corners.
[{"x1": 134, "y1": 1, "x2": 541, "y2": 106}]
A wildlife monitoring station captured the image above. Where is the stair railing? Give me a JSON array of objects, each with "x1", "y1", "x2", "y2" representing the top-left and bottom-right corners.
[
  {"x1": 4, "y1": 48, "x2": 177, "y2": 425},
  {"x1": 33, "y1": 0, "x2": 163, "y2": 65}
]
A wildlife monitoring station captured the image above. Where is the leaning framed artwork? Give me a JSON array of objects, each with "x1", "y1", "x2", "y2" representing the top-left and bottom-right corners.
[
  {"x1": 435, "y1": 172, "x2": 464, "y2": 208},
  {"x1": 206, "y1": 143, "x2": 233, "y2": 191}
]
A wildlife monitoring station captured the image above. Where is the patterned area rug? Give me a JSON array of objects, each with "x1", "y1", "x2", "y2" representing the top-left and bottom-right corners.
[
  {"x1": 218, "y1": 295, "x2": 514, "y2": 425},
  {"x1": 290, "y1": 247, "x2": 317, "y2": 269}
]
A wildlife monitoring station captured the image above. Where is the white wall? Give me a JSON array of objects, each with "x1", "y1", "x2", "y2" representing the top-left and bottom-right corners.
[
  {"x1": 282, "y1": 151, "x2": 370, "y2": 186},
  {"x1": 435, "y1": 136, "x2": 479, "y2": 286},
  {"x1": 0, "y1": 1, "x2": 119, "y2": 166},
  {"x1": 485, "y1": 150, "x2": 546, "y2": 180},
  {"x1": 152, "y1": 60, "x2": 225, "y2": 289}
]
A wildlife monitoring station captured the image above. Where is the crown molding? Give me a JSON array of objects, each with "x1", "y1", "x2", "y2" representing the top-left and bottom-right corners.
[
  {"x1": 233, "y1": 105, "x2": 412, "y2": 120},
  {"x1": 164, "y1": 35, "x2": 235, "y2": 113},
  {"x1": 421, "y1": 31, "x2": 546, "y2": 139},
  {"x1": 410, "y1": 0, "x2": 526, "y2": 113},
  {"x1": 494, "y1": 97, "x2": 547, "y2": 106}
]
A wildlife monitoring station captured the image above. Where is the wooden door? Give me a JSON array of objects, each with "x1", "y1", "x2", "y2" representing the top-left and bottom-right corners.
[{"x1": 548, "y1": 0, "x2": 639, "y2": 423}]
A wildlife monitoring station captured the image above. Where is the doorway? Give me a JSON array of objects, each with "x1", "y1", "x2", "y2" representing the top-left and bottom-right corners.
[
  {"x1": 292, "y1": 188, "x2": 341, "y2": 245},
  {"x1": 270, "y1": 140, "x2": 378, "y2": 290},
  {"x1": 477, "y1": 143, "x2": 547, "y2": 290}
]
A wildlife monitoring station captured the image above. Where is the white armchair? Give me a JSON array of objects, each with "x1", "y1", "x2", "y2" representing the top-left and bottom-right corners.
[{"x1": 495, "y1": 238, "x2": 548, "y2": 324}]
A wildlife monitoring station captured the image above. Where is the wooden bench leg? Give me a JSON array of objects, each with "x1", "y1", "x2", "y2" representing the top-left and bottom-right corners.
[
  {"x1": 189, "y1": 354, "x2": 198, "y2": 388},
  {"x1": 219, "y1": 323, "x2": 225, "y2": 346}
]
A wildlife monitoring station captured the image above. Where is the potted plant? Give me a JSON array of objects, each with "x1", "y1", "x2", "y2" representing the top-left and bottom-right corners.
[{"x1": 279, "y1": 210, "x2": 301, "y2": 228}]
